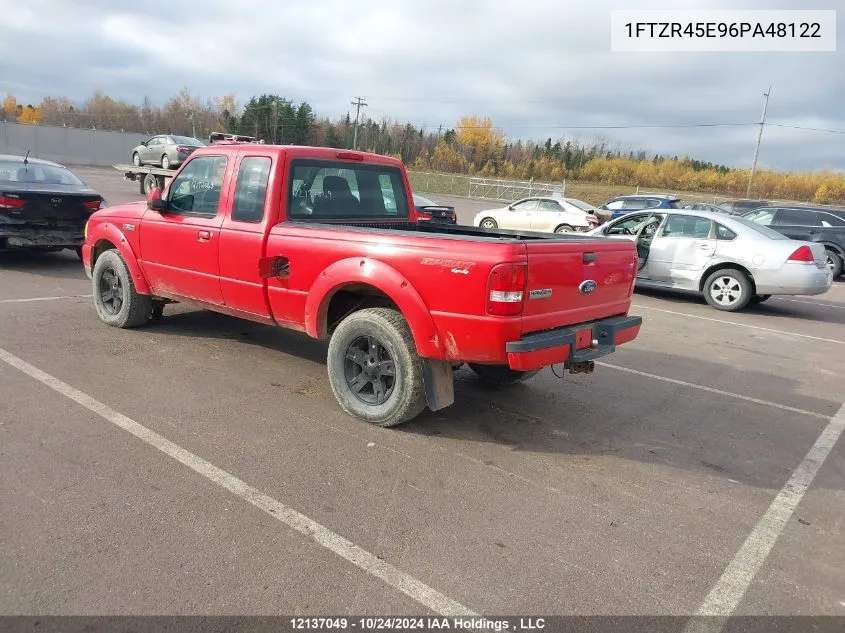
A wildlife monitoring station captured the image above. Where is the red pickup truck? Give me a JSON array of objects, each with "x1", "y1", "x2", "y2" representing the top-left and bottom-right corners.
[{"x1": 82, "y1": 145, "x2": 642, "y2": 427}]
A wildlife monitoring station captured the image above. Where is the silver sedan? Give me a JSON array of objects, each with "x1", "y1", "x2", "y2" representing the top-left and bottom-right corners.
[{"x1": 587, "y1": 209, "x2": 833, "y2": 311}]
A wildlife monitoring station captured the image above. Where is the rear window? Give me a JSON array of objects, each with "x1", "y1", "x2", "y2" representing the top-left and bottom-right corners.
[
  {"x1": 171, "y1": 136, "x2": 205, "y2": 146},
  {"x1": 669, "y1": 200, "x2": 683, "y2": 209},
  {"x1": 288, "y1": 160, "x2": 410, "y2": 220},
  {"x1": 566, "y1": 198, "x2": 594, "y2": 211},
  {"x1": 729, "y1": 215, "x2": 789, "y2": 240},
  {"x1": 0, "y1": 161, "x2": 85, "y2": 186}
]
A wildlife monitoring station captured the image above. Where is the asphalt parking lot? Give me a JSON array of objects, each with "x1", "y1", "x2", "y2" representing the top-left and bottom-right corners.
[{"x1": 1, "y1": 166, "x2": 844, "y2": 623}]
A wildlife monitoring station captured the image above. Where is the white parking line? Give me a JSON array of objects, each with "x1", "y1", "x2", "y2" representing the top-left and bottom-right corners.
[
  {"x1": 683, "y1": 399, "x2": 845, "y2": 633},
  {"x1": 0, "y1": 294, "x2": 92, "y2": 304},
  {"x1": 771, "y1": 297, "x2": 845, "y2": 310},
  {"x1": 0, "y1": 346, "x2": 477, "y2": 618},
  {"x1": 633, "y1": 304, "x2": 845, "y2": 345},
  {"x1": 597, "y1": 363, "x2": 830, "y2": 420}
]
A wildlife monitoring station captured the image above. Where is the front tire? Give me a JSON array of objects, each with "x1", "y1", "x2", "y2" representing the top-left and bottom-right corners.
[
  {"x1": 327, "y1": 307, "x2": 427, "y2": 427},
  {"x1": 92, "y1": 249, "x2": 152, "y2": 328},
  {"x1": 703, "y1": 268, "x2": 753, "y2": 312},
  {"x1": 132, "y1": 152, "x2": 141, "y2": 167},
  {"x1": 468, "y1": 363, "x2": 541, "y2": 385},
  {"x1": 479, "y1": 218, "x2": 497, "y2": 229},
  {"x1": 825, "y1": 249, "x2": 843, "y2": 278}
]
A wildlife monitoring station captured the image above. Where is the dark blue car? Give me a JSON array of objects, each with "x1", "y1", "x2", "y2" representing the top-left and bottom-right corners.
[{"x1": 599, "y1": 194, "x2": 683, "y2": 220}]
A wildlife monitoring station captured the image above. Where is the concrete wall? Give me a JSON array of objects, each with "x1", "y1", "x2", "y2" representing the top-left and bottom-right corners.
[{"x1": 0, "y1": 121, "x2": 148, "y2": 167}]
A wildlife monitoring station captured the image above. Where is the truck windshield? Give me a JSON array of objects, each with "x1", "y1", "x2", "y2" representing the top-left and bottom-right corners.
[{"x1": 288, "y1": 160, "x2": 410, "y2": 220}]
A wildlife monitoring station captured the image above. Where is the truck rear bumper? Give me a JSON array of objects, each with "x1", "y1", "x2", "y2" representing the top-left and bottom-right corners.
[{"x1": 505, "y1": 315, "x2": 642, "y2": 372}]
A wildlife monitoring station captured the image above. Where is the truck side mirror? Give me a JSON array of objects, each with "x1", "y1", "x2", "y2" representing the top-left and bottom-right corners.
[{"x1": 147, "y1": 187, "x2": 165, "y2": 211}]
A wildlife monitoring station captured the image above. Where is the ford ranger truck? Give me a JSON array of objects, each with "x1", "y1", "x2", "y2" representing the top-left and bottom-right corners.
[{"x1": 82, "y1": 145, "x2": 642, "y2": 427}]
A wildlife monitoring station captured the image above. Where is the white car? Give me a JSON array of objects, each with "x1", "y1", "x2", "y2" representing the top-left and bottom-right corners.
[
  {"x1": 473, "y1": 196, "x2": 598, "y2": 233},
  {"x1": 587, "y1": 209, "x2": 833, "y2": 311}
]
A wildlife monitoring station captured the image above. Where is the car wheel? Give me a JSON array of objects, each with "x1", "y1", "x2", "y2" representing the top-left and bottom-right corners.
[
  {"x1": 554, "y1": 224, "x2": 574, "y2": 233},
  {"x1": 161, "y1": 155, "x2": 171, "y2": 169},
  {"x1": 92, "y1": 249, "x2": 152, "y2": 328},
  {"x1": 703, "y1": 268, "x2": 753, "y2": 312},
  {"x1": 327, "y1": 307, "x2": 427, "y2": 427},
  {"x1": 479, "y1": 218, "x2": 497, "y2": 229},
  {"x1": 132, "y1": 152, "x2": 141, "y2": 167},
  {"x1": 751, "y1": 294, "x2": 771, "y2": 304},
  {"x1": 825, "y1": 250, "x2": 843, "y2": 278},
  {"x1": 467, "y1": 363, "x2": 541, "y2": 385}
]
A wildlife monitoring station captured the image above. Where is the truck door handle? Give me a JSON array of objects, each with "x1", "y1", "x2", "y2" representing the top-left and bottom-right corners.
[{"x1": 197, "y1": 230, "x2": 212, "y2": 242}]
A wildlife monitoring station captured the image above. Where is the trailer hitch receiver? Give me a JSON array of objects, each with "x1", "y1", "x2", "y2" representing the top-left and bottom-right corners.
[{"x1": 566, "y1": 360, "x2": 595, "y2": 374}]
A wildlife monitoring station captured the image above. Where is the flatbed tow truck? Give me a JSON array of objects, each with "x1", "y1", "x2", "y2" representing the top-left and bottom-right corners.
[
  {"x1": 114, "y1": 133, "x2": 261, "y2": 195},
  {"x1": 113, "y1": 164, "x2": 175, "y2": 196}
]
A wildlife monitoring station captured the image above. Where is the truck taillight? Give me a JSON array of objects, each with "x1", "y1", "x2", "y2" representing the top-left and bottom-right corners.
[
  {"x1": 487, "y1": 263, "x2": 527, "y2": 316},
  {"x1": 787, "y1": 245, "x2": 814, "y2": 263},
  {"x1": 0, "y1": 195, "x2": 25, "y2": 209}
]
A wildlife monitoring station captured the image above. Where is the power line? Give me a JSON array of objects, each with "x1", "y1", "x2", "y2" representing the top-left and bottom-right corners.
[{"x1": 769, "y1": 123, "x2": 845, "y2": 134}]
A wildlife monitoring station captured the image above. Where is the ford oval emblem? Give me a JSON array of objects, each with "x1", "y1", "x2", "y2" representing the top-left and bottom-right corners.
[{"x1": 579, "y1": 280, "x2": 597, "y2": 295}]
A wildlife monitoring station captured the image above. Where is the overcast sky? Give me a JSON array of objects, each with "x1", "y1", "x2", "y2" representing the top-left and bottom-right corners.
[{"x1": 1, "y1": 0, "x2": 842, "y2": 171}]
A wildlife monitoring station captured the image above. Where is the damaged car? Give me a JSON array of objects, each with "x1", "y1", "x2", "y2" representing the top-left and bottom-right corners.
[{"x1": 0, "y1": 154, "x2": 106, "y2": 259}]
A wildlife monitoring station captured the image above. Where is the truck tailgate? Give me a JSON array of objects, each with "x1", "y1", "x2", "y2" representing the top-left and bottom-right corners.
[{"x1": 521, "y1": 238, "x2": 636, "y2": 333}]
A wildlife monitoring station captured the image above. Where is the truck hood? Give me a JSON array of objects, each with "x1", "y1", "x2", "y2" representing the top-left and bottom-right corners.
[{"x1": 92, "y1": 201, "x2": 148, "y2": 221}]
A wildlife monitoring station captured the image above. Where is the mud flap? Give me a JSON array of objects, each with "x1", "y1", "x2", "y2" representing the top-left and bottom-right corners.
[{"x1": 422, "y1": 359, "x2": 454, "y2": 412}]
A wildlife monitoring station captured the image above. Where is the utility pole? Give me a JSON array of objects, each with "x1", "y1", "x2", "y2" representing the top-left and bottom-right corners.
[
  {"x1": 188, "y1": 110, "x2": 196, "y2": 139},
  {"x1": 351, "y1": 96, "x2": 367, "y2": 149},
  {"x1": 746, "y1": 86, "x2": 771, "y2": 198}
]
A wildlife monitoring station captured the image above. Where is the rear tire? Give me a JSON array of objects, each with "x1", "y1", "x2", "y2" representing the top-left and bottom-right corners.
[
  {"x1": 479, "y1": 218, "x2": 497, "y2": 229},
  {"x1": 468, "y1": 363, "x2": 541, "y2": 385},
  {"x1": 92, "y1": 249, "x2": 152, "y2": 328},
  {"x1": 326, "y1": 307, "x2": 427, "y2": 427},
  {"x1": 703, "y1": 268, "x2": 753, "y2": 312},
  {"x1": 554, "y1": 224, "x2": 574, "y2": 233},
  {"x1": 142, "y1": 173, "x2": 159, "y2": 196},
  {"x1": 825, "y1": 249, "x2": 843, "y2": 278},
  {"x1": 161, "y1": 155, "x2": 171, "y2": 169}
]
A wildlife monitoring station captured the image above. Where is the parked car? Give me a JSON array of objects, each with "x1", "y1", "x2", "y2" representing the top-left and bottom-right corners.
[
  {"x1": 0, "y1": 154, "x2": 106, "y2": 258},
  {"x1": 741, "y1": 205, "x2": 845, "y2": 278},
  {"x1": 473, "y1": 196, "x2": 598, "y2": 233},
  {"x1": 683, "y1": 202, "x2": 728, "y2": 214},
  {"x1": 599, "y1": 194, "x2": 683, "y2": 221},
  {"x1": 82, "y1": 145, "x2": 642, "y2": 427},
  {"x1": 413, "y1": 194, "x2": 456, "y2": 224},
  {"x1": 586, "y1": 208, "x2": 832, "y2": 312},
  {"x1": 131, "y1": 135, "x2": 206, "y2": 169},
  {"x1": 716, "y1": 199, "x2": 769, "y2": 216}
]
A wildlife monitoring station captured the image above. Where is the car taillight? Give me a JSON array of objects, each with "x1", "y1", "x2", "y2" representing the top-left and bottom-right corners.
[
  {"x1": 83, "y1": 200, "x2": 102, "y2": 211},
  {"x1": 417, "y1": 211, "x2": 432, "y2": 222},
  {"x1": 0, "y1": 195, "x2": 25, "y2": 209},
  {"x1": 787, "y1": 245, "x2": 814, "y2": 263},
  {"x1": 176, "y1": 145, "x2": 193, "y2": 153},
  {"x1": 487, "y1": 263, "x2": 527, "y2": 316}
]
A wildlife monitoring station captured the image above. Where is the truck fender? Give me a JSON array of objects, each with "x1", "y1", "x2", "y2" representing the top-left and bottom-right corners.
[
  {"x1": 91, "y1": 223, "x2": 152, "y2": 295},
  {"x1": 305, "y1": 257, "x2": 441, "y2": 358}
]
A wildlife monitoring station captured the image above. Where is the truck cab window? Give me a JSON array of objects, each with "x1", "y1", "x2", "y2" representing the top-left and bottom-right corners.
[
  {"x1": 289, "y1": 160, "x2": 409, "y2": 220},
  {"x1": 232, "y1": 157, "x2": 271, "y2": 223},
  {"x1": 168, "y1": 156, "x2": 227, "y2": 218}
]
